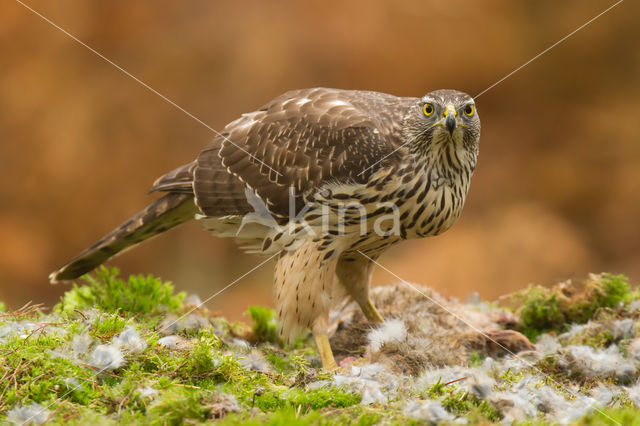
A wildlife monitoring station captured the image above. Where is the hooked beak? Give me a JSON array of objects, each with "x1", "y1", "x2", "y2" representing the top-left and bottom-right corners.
[{"x1": 443, "y1": 105, "x2": 457, "y2": 136}]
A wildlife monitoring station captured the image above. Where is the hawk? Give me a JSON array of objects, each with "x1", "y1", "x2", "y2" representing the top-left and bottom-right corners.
[{"x1": 50, "y1": 88, "x2": 481, "y2": 369}]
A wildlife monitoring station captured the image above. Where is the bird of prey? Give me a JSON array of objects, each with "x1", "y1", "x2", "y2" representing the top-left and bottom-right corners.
[{"x1": 50, "y1": 88, "x2": 481, "y2": 369}]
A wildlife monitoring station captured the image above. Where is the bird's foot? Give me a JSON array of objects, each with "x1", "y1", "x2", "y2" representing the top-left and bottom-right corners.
[{"x1": 313, "y1": 333, "x2": 337, "y2": 371}]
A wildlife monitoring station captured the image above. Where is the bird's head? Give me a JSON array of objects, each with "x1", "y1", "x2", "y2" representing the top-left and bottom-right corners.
[{"x1": 403, "y1": 89, "x2": 480, "y2": 156}]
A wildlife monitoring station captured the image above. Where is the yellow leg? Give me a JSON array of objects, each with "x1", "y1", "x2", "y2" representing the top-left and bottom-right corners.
[
  {"x1": 360, "y1": 299, "x2": 384, "y2": 324},
  {"x1": 314, "y1": 333, "x2": 337, "y2": 370}
]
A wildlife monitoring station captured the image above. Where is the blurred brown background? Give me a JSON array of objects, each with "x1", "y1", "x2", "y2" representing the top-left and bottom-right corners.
[{"x1": 1, "y1": 1, "x2": 638, "y2": 320}]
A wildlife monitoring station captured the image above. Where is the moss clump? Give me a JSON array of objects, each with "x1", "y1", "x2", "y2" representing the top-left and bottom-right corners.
[
  {"x1": 247, "y1": 306, "x2": 279, "y2": 344},
  {"x1": 146, "y1": 388, "x2": 210, "y2": 425},
  {"x1": 422, "y1": 380, "x2": 502, "y2": 423},
  {"x1": 567, "y1": 273, "x2": 632, "y2": 323},
  {"x1": 91, "y1": 311, "x2": 128, "y2": 340},
  {"x1": 561, "y1": 322, "x2": 617, "y2": 348},
  {"x1": 468, "y1": 351, "x2": 484, "y2": 367},
  {"x1": 512, "y1": 273, "x2": 638, "y2": 340},
  {"x1": 55, "y1": 266, "x2": 185, "y2": 316},
  {"x1": 515, "y1": 286, "x2": 565, "y2": 340},
  {"x1": 424, "y1": 380, "x2": 502, "y2": 423},
  {"x1": 498, "y1": 368, "x2": 524, "y2": 386}
]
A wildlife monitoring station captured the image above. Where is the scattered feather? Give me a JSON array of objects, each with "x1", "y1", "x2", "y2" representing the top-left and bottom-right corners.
[
  {"x1": 239, "y1": 349, "x2": 270, "y2": 371},
  {"x1": 627, "y1": 299, "x2": 640, "y2": 312},
  {"x1": 626, "y1": 380, "x2": 640, "y2": 406},
  {"x1": 464, "y1": 373, "x2": 496, "y2": 399},
  {"x1": 367, "y1": 319, "x2": 406, "y2": 352},
  {"x1": 0, "y1": 321, "x2": 36, "y2": 340},
  {"x1": 404, "y1": 400, "x2": 455, "y2": 424},
  {"x1": 184, "y1": 294, "x2": 203, "y2": 307},
  {"x1": 157, "y1": 335, "x2": 182, "y2": 349},
  {"x1": 179, "y1": 313, "x2": 209, "y2": 331},
  {"x1": 536, "y1": 333, "x2": 561, "y2": 355},
  {"x1": 137, "y1": 386, "x2": 159, "y2": 399},
  {"x1": 6, "y1": 403, "x2": 50, "y2": 425},
  {"x1": 90, "y1": 344, "x2": 125, "y2": 370},
  {"x1": 564, "y1": 345, "x2": 635, "y2": 379},
  {"x1": 63, "y1": 377, "x2": 80, "y2": 389},
  {"x1": 490, "y1": 390, "x2": 538, "y2": 424},
  {"x1": 228, "y1": 338, "x2": 250, "y2": 350},
  {"x1": 311, "y1": 363, "x2": 397, "y2": 405},
  {"x1": 71, "y1": 333, "x2": 92, "y2": 357},
  {"x1": 628, "y1": 337, "x2": 640, "y2": 362},
  {"x1": 206, "y1": 392, "x2": 241, "y2": 418},
  {"x1": 113, "y1": 327, "x2": 147, "y2": 353},
  {"x1": 610, "y1": 319, "x2": 635, "y2": 340}
]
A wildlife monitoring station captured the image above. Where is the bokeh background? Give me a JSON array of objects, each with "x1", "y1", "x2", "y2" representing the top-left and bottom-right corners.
[{"x1": 1, "y1": 1, "x2": 638, "y2": 320}]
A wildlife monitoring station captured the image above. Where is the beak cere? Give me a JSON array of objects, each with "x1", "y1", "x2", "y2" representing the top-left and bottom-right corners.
[{"x1": 445, "y1": 114, "x2": 456, "y2": 135}]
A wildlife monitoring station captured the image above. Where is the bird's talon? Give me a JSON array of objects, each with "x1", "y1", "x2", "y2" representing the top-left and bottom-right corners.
[{"x1": 362, "y1": 299, "x2": 384, "y2": 324}]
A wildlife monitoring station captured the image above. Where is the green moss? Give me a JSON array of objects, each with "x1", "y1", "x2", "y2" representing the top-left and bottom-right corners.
[
  {"x1": 514, "y1": 273, "x2": 638, "y2": 341},
  {"x1": 263, "y1": 348, "x2": 291, "y2": 373},
  {"x1": 491, "y1": 368, "x2": 528, "y2": 395},
  {"x1": 247, "y1": 306, "x2": 279, "y2": 344},
  {"x1": 468, "y1": 351, "x2": 484, "y2": 367},
  {"x1": 0, "y1": 326, "x2": 100, "y2": 411},
  {"x1": 295, "y1": 387, "x2": 362, "y2": 409},
  {"x1": 419, "y1": 380, "x2": 501, "y2": 423},
  {"x1": 565, "y1": 326, "x2": 614, "y2": 348},
  {"x1": 3, "y1": 270, "x2": 638, "y2": 425},
  {"x1": 222, "y1": 406, "x2": 384, "y2": 426},
  {"x1": 146, "y1": 387, "x2": 209, "y2": 425},
  {"x1": 574, "y1": 407, "x2": 640, "y2": 426},
  {"x1": 55, "y1": 266, "x2": 185, "y2": 316},
  {"x1": 439, "y1": 389, "x2": 501, "y2": 423},
  {"x1": 425, "y1": 378, "x2": 447, "y2": 399},
  {"x1": 516, "y1": 286, "x2": 566, "y2": 341},
  {"x1": 567, "y1": 273, "x2": 631, "y2": 324},
  {"x1": 190, "y1": 330, "x2": 222, "y2": 374},
  {"x1": 91, "y1": 312, "x2": 127, "y2": 340},
  {"x1": 220, "y1": 407, "x2": 322, "y2": 426}
]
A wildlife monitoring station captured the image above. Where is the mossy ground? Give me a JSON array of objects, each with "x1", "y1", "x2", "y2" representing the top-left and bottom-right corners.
[
  {"x1": 509, "y1": 273, "x2": 637, "y2": 341},
  {"x1": 1, "y1": 268, "x2": 639, "y2": 425}
]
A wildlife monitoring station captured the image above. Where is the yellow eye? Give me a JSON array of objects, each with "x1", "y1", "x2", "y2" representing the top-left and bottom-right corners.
[
  {"x1": 464, "y1": 104, "x2": 474, "y2": 116},
  {"x1": 423, "y1": 103, "x2": 434, "y2": 116}
]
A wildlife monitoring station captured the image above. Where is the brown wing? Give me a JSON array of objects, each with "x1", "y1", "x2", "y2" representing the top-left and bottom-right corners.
[{"x1": 196, "y1": 88, "x2": 416, "y2": 217}]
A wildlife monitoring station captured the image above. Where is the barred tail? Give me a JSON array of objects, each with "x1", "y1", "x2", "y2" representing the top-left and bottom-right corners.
[{"x1": 49, "y1": 193, "x2": 198, "y2": 283}]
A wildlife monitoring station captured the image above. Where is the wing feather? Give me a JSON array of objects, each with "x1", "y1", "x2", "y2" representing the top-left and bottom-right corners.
[
  {"x1": 199, "y1": 88, "x2": 415, "y2": 217},
  {"x1": 153, "y1": 88, "x2": 416, "y2": 218}
]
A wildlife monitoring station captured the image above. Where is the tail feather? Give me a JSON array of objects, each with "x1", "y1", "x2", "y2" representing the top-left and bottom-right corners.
[{"x1": 50, "y1": 193, "x2": 198, "y2": 283}]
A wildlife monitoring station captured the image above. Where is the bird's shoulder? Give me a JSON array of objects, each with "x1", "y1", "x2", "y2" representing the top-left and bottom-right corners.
[{"x1": 245, "y1": 87, "x2": 417, "y2": 134}]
